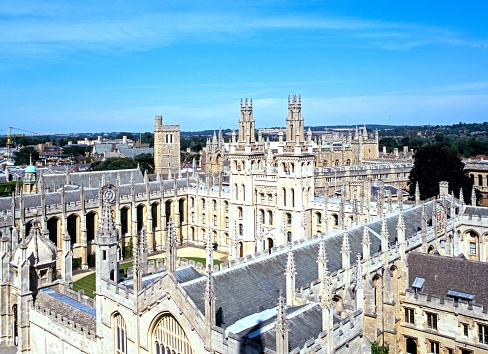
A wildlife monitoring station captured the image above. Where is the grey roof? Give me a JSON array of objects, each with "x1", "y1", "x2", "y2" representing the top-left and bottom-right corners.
[
  {"x1": 119, "y1": 147, "x2": 154, "y2": 158},
  {"x1": 182, "y1": 200, "x2": 441, "y2": 349},
  {"x1": 248, "y1": 305, "x2": 341, "y2": 352},
  {"x1": 464, "y1": 206, "x2": 488, "y2": 217},
  {"x1": 408, "y1": 252, "x2": 488, "y2": 305},
  {"x1": 35, "y1": 288, "x2": 96, "y2": 332},
  {"x1": 40, "y1": 168, "x2": 144, "y2": 190},
  {"x1": 175, "y1": 266, "x2": 204, "y2": 283}
]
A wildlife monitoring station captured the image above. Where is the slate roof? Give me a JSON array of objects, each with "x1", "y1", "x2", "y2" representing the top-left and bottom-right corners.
[
  {"x1": 181, "y1": 200, "x2": 441, "y2": 350},
  {"x1": 35, "y1": 288, "x2": 96, "y2": 332},
  {"x1": 248, "y1": 304, "x2": 341, "y2": 352},
  {"x1": 408, "y1": 252, "x2": 488, "y2": 305},
  {"x1": 464, "y1": 206, "x2": 488, "y2": 217}
]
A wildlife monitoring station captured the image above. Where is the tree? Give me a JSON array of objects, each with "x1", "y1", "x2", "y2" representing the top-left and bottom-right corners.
[
  {"x1": 407, "y1": 146, "x2": 474, "y2": 203},
  {"x1": 89, "y1": 157, "x2": 138, "y2": 171},
  {"x1": 134, "y1": 153, "x2": 154, "y2": 174},
  {"x1": 14, "y1": 146, "x2": 39, "y2": 166}
]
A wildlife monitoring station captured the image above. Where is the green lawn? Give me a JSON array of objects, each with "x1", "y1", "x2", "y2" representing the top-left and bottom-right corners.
[{"x1": 72, "y1": 257, "x2": 222, "y2": 298}]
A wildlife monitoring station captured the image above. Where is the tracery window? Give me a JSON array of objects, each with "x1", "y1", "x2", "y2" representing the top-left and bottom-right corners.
[
  {"x1": 114, "y1": 313, "x2": 127, "y2": 354},
  {"x1": 153, "y1": 314, "x2": 193, "y2": 354}
]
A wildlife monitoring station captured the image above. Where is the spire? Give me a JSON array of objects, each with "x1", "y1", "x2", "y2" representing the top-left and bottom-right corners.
[
  {"x1": 341, "y1": 230, "x2": 351, "y2": 284},
  {"x1": 362, "y1": 225, "x2": 371, "y2": 260},
  {"x1": 354, "y1": 254, "x2": 364, "y2": 311},
  {"x1": 165, "y1": 218, "x2": 177, "y2": 273},
  {"x1": 421, "y1": 203, "x2": 428, "y2": 253},
  {"x1": 285, "y1": 245, "x2": 296, "y2": 306},
  {"x1": 381, "y1": 215, "x2": 389, "y2": 253},
  {"x1": 459, "y1": 187, "x2": 465, "y2": 205},
  {"x1": 415, "y1": 182, "x2": 420, "y2": 205},
  {"x1": 133, "y1": 231, "x2": 143, "y2": 292},
  {"x1": 397, "y1": 187, "x2": 403, "y2": 211},
  {"x1": 275, "y1": 290, "x2": 289, "y2": 354},
  {"x1": 317, "y1": 232, "x2": 328, "y2": 282}
]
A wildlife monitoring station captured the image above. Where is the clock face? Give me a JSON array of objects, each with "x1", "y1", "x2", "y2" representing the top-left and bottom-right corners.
[{"x1": 103, "y1": 188, "x2": 115, "y2": 203}]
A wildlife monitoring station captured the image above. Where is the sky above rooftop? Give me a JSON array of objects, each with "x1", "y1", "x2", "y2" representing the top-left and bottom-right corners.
[{"x1": 1, "y1": 1, "x2": 488, "y2": 134}]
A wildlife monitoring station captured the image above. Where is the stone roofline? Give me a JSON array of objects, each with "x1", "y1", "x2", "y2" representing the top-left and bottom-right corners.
[
  {"x1": 403, "y1": 290, "x2": 488, "y2": 319},
  {"x1": 40, "y1": 167, "x2": 141, "y2": 177},
  {"x1": 30, "y1": 302, "x2": 96, "y2": 340}
]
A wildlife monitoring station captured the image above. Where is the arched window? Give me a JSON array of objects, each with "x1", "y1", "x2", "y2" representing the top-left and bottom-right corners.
[
  {"x1": 268, "y1": 210, "x2": 273, "y2": 225},
  {"x1": 287, "y1": 231, "x2": 292, "y2": 243},
  {"x1": 291, "y1": 188, "x2": 295, "y2": 207},
  {"x1": 282, "y1": 188, "x2": 287, "y2": 206},
  {"x1": 152, "y1": 314, "x2": 192, "y2": 354},
  {"x1": 213, "y1": 199, "x2": 217, "y2": 210},
  {"x1": 286, "y1": 213, "x2": 292, "y2": 225},
  {"x1": 114, "y1": 313, "x2": 127, "y2": 354},
  {"x1": 259, "y1": 209, "x2": 265, "y2": 223},
  {"x1": 316, "y1": 212, "x2": 322, "y2": 224}
]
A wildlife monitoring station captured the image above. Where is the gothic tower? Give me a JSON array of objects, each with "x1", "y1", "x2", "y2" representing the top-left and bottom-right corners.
[
  {"x1": 154, "y1": 115, "x2": 181, "y2": 176},
  {"x1": 285, "y1": 95, "x2": 304, "y2": 145},
  {"x1": 238, "y1": 98, "x2": 256, "y2": 144}
]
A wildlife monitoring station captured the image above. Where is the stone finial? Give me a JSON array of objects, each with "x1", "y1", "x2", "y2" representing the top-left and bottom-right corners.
[
  {"x1": 381, "y1": 215, "x2": 389, "y2": 252},
  {"x1": 459, "y1": 187, "x2": 464, "y2": 205},
  {"x1": 285, "y1": 245, "x2": 296, "y2": 306},
  {"x1": 362, "y1": 225, "x2": 371, "y2": 260},
  {"x1": 415, "y1": 181, "x2": 420, "y2": 206},
  {"x1": 275, "y1": 290, "x2": 289, "y2": 354},
  {"x1": 317, "y1": 234, "x2": 328, "y2": 281},
  {"x1": 471, "y1": 186, "x2": 477, "y2": 206}
]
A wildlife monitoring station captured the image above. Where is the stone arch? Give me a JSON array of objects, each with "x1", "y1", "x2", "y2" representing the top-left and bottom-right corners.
[
  {"x1": 372, "y1": 274, "x2": 382, "y2": 315},
  {"x1": 137, "y1": 204, "x2": 146, "y2": 232},
  {"x1": 86, "y1": 211, "x2": 98, "y2": 243},
  {"x1": 427, "y1": 245, "x2": 436, "y2": 253},
  {"x1": 47, "y1": 216, "x2": 61, "y2": 248},
  {"x1": 111, "y1": 312, "x2": 127, "y2": 354},
  {"x1": 267, "y1": 237, "x2": 274, "y2": 252},
  {"x1": 178, "y1": 198, "x2": 186, "y2": 223},
  {"x1": 120, "y1": 207, "x2": 130, "y2": 236},
  {"x1": 165, "y1": 200, "x2": 174, "y2": 220},
  {"x1": 151, "y1": 202, "x2": 160, "y2": 230},
  {"x1": 267, "y1": 210, "x2": 273, "y2": 226},
  {"x1": 67, "y1": 213, "x2": 80, "y2": 245},
  {"x1": 315, "y1": 212, "x2": 322, "y2": 225},
  {"x1": 332, "y1": 295, "x2": 343, "y2": 317},
  {"x1": 150, "y1": 313, "x2": 193, "y2": 354},
  {"x1": 24, "y1": 220, "x2": 33, "y2": 240}
]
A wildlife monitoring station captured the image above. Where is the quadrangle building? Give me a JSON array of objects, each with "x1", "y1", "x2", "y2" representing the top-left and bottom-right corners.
[{"x1": 0, "y1": 97, "x2": 487, "y2": 354}]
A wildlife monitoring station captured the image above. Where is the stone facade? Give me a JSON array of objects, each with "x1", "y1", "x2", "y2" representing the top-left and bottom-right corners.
[{"x1": 154, "y1": 115, "x2": 181, "y2": 177}]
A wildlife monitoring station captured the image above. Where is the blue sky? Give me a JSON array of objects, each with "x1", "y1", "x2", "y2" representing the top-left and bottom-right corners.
[{"x1": 1, "y1": 1, "x2": 488, "y2": 133}]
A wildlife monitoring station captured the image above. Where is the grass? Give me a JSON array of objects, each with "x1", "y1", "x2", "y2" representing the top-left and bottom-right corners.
[{"x1": 72, "y1": 257, "x2": 222, "y2": 298}]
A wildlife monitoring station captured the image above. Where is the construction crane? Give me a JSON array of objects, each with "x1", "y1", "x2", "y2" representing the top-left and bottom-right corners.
[{"x1": 1, "y1": 127, "x2": 39, "y2": 161}]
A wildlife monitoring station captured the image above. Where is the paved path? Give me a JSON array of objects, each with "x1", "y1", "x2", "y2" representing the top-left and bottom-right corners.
[{"x1": 72, "y1": 246, "x2": 228, "y2": 282}]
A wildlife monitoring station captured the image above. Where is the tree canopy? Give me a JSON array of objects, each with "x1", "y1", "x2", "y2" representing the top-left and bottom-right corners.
[
  {"x1": 89, "y1": 154, "x2": 154, "y2": 174},
  {"x1": 14, "y1": 146, "x2": 39, "y2": 166},
  {"x1": 407, "y1": 146, "x2": 474, "y2": 203}
]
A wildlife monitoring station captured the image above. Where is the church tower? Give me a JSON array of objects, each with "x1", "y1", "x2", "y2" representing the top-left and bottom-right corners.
[
  {"x1": 238, "y1": 98, "x2": 256, "y2": 144},
  {"x1": 154, "y1": 115, "x2": 181, "y2": 177},
  {"x1": 285, "y1": 95, "x2": 304, "y2": 145}
]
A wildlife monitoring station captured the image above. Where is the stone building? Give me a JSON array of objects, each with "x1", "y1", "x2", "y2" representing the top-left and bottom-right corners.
[
  {"x1": 0, "y1": 99, "x2": 488, "y2": 353},
  {"x1": 154, "y1": 115, "x2": 181, "y2": 177}
]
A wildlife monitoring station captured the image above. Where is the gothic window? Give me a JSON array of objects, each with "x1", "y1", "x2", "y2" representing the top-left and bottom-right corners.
[
  {"x1": 153, "y1": 314, "x2": 192, "y2": 354},
  {"x1": 238, "y1": 207, "x2": 243, "y2": 219},
  {"x1": 224, "y1": 201, "x2": 229, "y2": 212},
  {"x1": 429, "y1": 341, "x2": 440, "y2": 354},
  {"x1": 286, "y1": 213, "x2": 292, "y2": 225},
  {"x1": 463, "y1": 323, "x2": 469, "y2": 337},
  {"x1": 291, "y1": 188, "x2": 295, "y2": 207},
  {"x1": 470, "y1": 242, "x2": 476, "y2": 255},
  {"x1": 268, "y1": 194, "x2": 273, "y2": 204},
  {"x1": 287, "y1": 231, "x2": 292, "y2": 243},
  {"x1": 427, "y1": 312, "x2": 438, "y2": 330},
  {"x1": 201, "y1": 199, "x2": 205, "y2": 210},
  {"x1": 282, "y1": 188, "x2": 287, "y2": 206},
  {"x1": 268, "y1": 210, "x2": 273, "y2": 225},
  {"x1": 191, "y1": 212, "x2": 194, "y2": 223},
  {"x1": 239, "y1": 223, "x2": 243, "y2": 236},
  {"x1": 202, "y1": 213, "x2": 206, "y2": 225},
  {"x1": 213, "y1": 215, "x2": 217, "y2": 227},
  {"x1": 404, "y1": 308, "x2": 414, "y2": 324},
  {"x1": 241, "y1": 184, "x2": 246, "y2": 201},
  {"x1": 479, "y1": 323, "x2": 488, "y2": 344},
  {"x1": 316, "y1": 212, "x2": 322, "y2": 224},
  {"x1": 213, "y1": 200, "x2": 217, "y2": 210},
  {"x1": 259, "y1": 209, "x2": 265, "y2": 224},
  {"x1": 260, "y1": 193, "x2": 265, "y2": 203},
  {"x1": 225, "y1": 217, "x2": 229, "y2": 228},
  {"x1": 114, "y1": 313, "x2": 127, "y2": 354}
]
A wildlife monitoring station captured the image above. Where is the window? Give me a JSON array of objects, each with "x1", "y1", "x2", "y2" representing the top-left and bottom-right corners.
[
  {"x1": 260, "y1": 193, "x2": 265, "y2": 203},
  {"x1": 447, "y1": 349, "x2": 453, "y2": 354},
  {"x1": 479, "y1": 323, "x2": 488, "y2": 344},
  {"x1": 202, "y1": 199, "x2": 205, "y2": 210},
  {"x1": 202, "y1": 213, "x2": 206, "y2": 225},
  {"x1": 429, "y1": 341, "x2": 439, "y2": 354},
  {"x1": 114, "y1": 314, "x2": 127, "y2": 354},
  {"x1": 317, "y1": 213, "x2": 322, "y2": 224},
  {"x1": 191, "y1": 212, "x2": 195, "y2": 223},
  {"x1": 239, "y1": 223, "x2": 243, "y2": 236},
  {"x1": 213, "y1": 200, "x2": 217, "y2": 210},
  {"x1": 470, "y1": 242, "x2": 477, "y2": 255},
  {"x1": 268, "y1": 194, "x2": 273, "y2": 203},
  {"x1": 225, "y1": 201, "x2": 229, "y2": 212},
  {"x1": 213, "y1": 215, "x2": 217, "y2": 226},
  {"x1": 238, "y1": 207, "x2": 243, "y2": 218},
  {"x1": 427, "y1": 312, "x2": 438, "y2": 330},
  {"x1": 225, "y1": 217, "x2": 229, "y2": 228},
  {"x1": 268, "y1": 211, "x2": 273, "y2": 226},
  {"x1": 287, "y1": 213, "x2": 292, "y2": 225},
  {"x1": 463, "y1": 323, "x2": 469, "y2": 336},
  {"x1": 190, "y1": 197, "x2": 194, "y2": 208},
  {"x1": 404, "y1": 308, "x2": 414, "y2": 324}
]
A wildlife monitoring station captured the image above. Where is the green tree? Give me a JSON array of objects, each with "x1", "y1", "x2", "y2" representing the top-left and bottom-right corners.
[
  {"x1": 14, "y1": 146, "x2": 39, "y2": 166},
  {"x1": 407, "y1": 146, "x2": 474, "y2": 203},
  {"x1": 371, "y1": 342, "x2": 389, "y2": 354},
  {"x1": 134, "y1": 153, "x2": 154, "y2": 174},
  {"x1": 89, "y1": 157, "x2": 138, "y2": 171}
]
